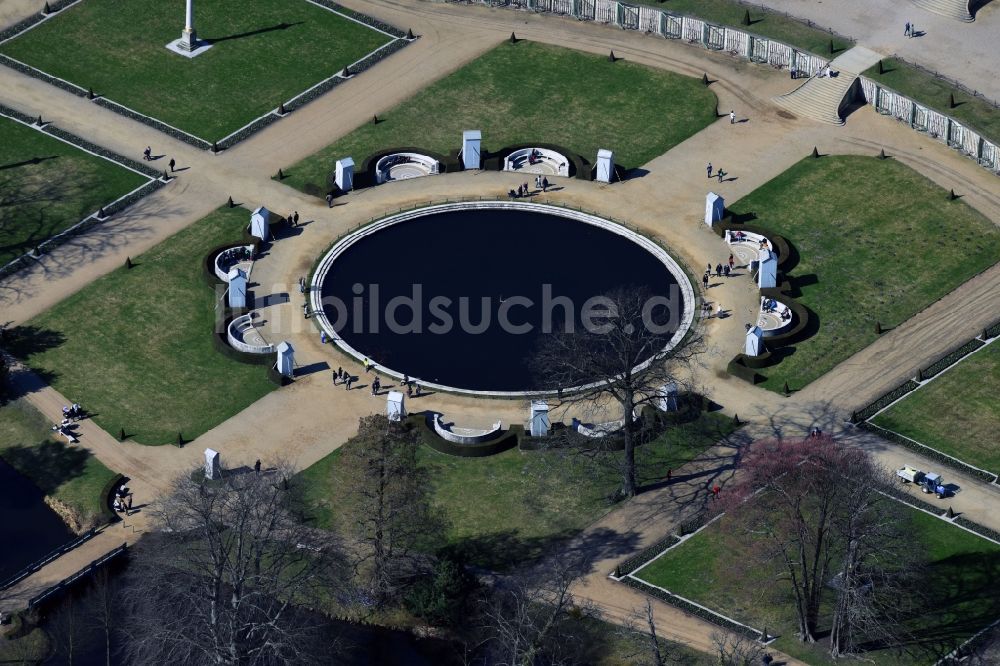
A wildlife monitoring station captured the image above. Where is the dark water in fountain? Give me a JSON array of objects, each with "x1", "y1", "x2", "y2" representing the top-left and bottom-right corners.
[
  {"x1": 319, "y1": 208, "x2": 685, "y2": 391},
  {"x1": 0, "y1": 459, "x2": 75, "y2": 582}
]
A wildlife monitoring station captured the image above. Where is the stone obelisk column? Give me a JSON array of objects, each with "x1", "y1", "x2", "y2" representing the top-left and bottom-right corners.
[{"x1": 179, "y1": 0, "x2": 197, "y2": 51}]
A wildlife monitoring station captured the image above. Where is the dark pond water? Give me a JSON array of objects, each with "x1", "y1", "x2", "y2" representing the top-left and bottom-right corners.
[
  {"x1": 319, "y1": 208, "x2": 685, "y2": 391},
  {"x1": 0, "y1": 459, "x2": 75, "y2": 582}
]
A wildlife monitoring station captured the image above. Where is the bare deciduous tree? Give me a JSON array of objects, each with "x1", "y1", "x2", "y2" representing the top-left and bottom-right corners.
[
  {"x1": 477, "y1": 555, "x2": 597, "y2": 666},
  {"x1": 709, "y1": 630, "x2": 765, "y2": 666},
  {"x1": 724, "y1": 436, "x2": 918, "y2": 654},
  {"x1": 119, "y1": 462, "x2": 344, "y2": 666},
  {"x1": 338, "y1": 414, "x2": 444, "y2": 606},
  {"x1": 619, "y1": 599, "x2": 669, "y2": 666},
  {"x1": 532, "y1": 286, "x2": 701, "y2": 498}
]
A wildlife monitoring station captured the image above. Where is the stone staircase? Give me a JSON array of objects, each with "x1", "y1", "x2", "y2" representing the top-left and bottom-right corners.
[
  {"x1": 773, "y1": 47, "x2": 882, "y2": 126},
  {"x1": 908, "y1": 0, "x2": 974, "y2": 22}
]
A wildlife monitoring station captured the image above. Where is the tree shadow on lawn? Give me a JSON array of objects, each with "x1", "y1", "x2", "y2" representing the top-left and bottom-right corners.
[
  {"x1": 1, "y1": 439, "x2": 90, "y2": 495},
  {"x1": 865, "y1": 550, "x2": 1000, "y2": 661},
  {"x1": 441, "y1": 526, "x2": 642, "y2": 573}
]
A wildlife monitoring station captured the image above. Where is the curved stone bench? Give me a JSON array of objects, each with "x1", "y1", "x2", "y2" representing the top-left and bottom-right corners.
[
  {"x1": 757, "y1": 296, "x2": 794, "y2": 337},
  {"x1": 227, "y1": 313, "x2": 275, "y2": 354},
  {"x1": 504, "y1": 148, "x2": 570, "y2": 177},
  {"x1": 574, "y1": 418, "x2": 624, "y2": 438},
  {"x1": 724, "y1": 229, "x2": 777, "y2": 267},
  {"x1": 433, "y1": 414, "x2": 504, "y2": 444},
  {"x1": 375, "y1": 152, "x2": 440, "y2": 184},
  {"x1": 214, "y1": 245, "x2": 255, "y2": 282}
]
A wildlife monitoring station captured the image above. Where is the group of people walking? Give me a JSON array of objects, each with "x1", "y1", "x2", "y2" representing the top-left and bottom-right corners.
[
  {"x1": 332, "y1": 360, "x2": 421, "y2": 398},
  {"x1": 112, "y1": 485, "x2": 134, "y2": 516},
  {"x1": 702, "y1": 254, "x2": 736, "y2": 288}
]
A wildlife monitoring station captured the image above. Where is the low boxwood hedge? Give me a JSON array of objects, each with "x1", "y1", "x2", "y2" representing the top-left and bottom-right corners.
[
  {"x1": 40, "y1": 123, "x2": 164, "y2": 178},
  {"x1": 0, "y1": 54, "x2": 88, "y2": 98},
  {"x1": 919, "y1": 337, "x2": 985, "y2": 380},
  {"x1": 93, "y1": 98, "x2": 212, "y2": 150},
  {"x1": 307, "y1": 0, "x2": 406, "y2": 38},
  {"x1": 858, "y1": 422, "x2": 997, "y2": 483},
  {"x1": 615, "y1": 534, "x2": 682, "y2": 577},
  {"x1": 97, "y1": 473, "x2": 126, "y2": 523},
  {"x1": 216, "y1": 112, "x2": 281, "y2": 151},
  {"x1": 621, "y1": 576, "x2": 759, "y2": 638},
  {"x1": 851, "y1": 380, "x2": 920, "y2": 423},
  {"x1": 880, "y1": 482, "x2": 946, "y2": 517},
  {"x1": 953, "y1": 517, "x2": 1000, "y2": 544},
  {"x1": 985, "y1": 319, "x2": 1000, "y2": 340}
]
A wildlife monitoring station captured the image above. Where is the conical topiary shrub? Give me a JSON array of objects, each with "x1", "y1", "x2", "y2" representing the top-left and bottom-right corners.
[
  {"x1": 702, "y1": 72, "x2": 710, "y2": 85},
  {"x1": 783, "y1": 382, "x2": 790, "y2": 396},
  {"x1": 812, "y1": 146, "x2": 820, "y2": 158},
  {"x1": 277, "y1": 168, "x2": 285, "y2": 180},
  {"x1": 227, "y1": 196, "x2": 234, "y2": 208},
  {"x1": 125, "y1": 256, "x2": 133, "y2": 269},
  {"x1": 875, "y1": 321, "x2": 883, "y2": 335},
  {"x1": 608, "y1": 50, "x2": 616, "y2": 62},
  {"x1": 510, "y1": 32, "x2": 516, "y2": 44},
  {"x1": 878, "y1": 148, "x2": 886, "y2": 159},
  {"x1": 177, "y1": 432, "x2": 184, "y2": 447},
  {"x1": 877, "y1": 60, "x2": 884, "y2": 75},
  {"x1": 742, "y1": 9, "x2": 751, "y2": 26},
  {"x1": 119, "y1": 427, "x2": 126, "y2": 441},
  {"x1": 407, "y1": 29, "x2": 415, "y2": 39},
  {"x1": 949, "y1": 93, "x2": 956, "y2": 109}
]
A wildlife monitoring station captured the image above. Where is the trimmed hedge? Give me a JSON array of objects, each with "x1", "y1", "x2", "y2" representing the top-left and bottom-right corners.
[
  {"x1": 92, "y1": 98, "x2": 213, "y2": 150},
  {"x1": 40, "y1": 124, "x2": 163, "y2": 178},
  {"x1": 985, "y1": 320, "x2": 1000, "y2": 340},
  {"x1": 97, "y1": 473, "x2": 126, "y2": 523},
  {"x1": 858, "y1": 422, "x2": 998, "y2": 483},
  {"x1": 483, "y1": 143, "x2": 593, "y2": 181},
  {"x1": 726, "y1": 357, "x2": 763, "y2": 384},
  {"x1": 285, "y1": 76, "x2": 345, "y2": 114},
  {"x1": 880, "y1": 483, "x2": 946, "y2": 517},
  {"x1": 216, "y1": 112, "x2": 281, "y2": 151},
  {"x1": 615, "y1": 533, "x2": 682, "y2": 577},
  {"x1": 102, "y1": 178, "x2": 165, "y2": 216},
  {"x1": 0, "y1": 12, "x2": 46, "y2": 45},
  {"x1": 0, "y1": 54, "x2": 89, "y2": 98},
  {"x1": 408, "y1": 414, "x2": 520, "y2": 457},
  {"x1": 851, "y1": 380, "x2": 920, "y2": 423},
  {"x1": 346, "y1": 38, "x2": 409, "y2": 76},
  {"x1": 621, "y1": 576, "x2": 759, "y2": 638},
  {"x1": 307, "y1": 0, "x2": 407, "y2": 38},
  {"x1": 920, "y1": 337, "x2": 985, "y2": 380},
  {"x1": 953, "y1": 517, "x2": 1000, "y2": 544}
]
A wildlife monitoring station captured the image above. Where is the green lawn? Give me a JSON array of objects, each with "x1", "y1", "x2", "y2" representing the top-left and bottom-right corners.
[
  {"x1": 0, "y1": 398, "x2": 118, "y2": 531},
  {"x1": 0, "y1": 115, "x2": 147, "y2": 267},
  {"x1": 636, "y1": 508, "x2": 1000, "y2": 665},
  {"x1": 5, "y1": 206, "x2": 275, "y2": 445},
  {"x1": 863, "y1": 59, "x2": 1000, "y2": 147},
  {"x1": 0, "y1": 0, "x2": 391, "y2": 140},
  {"x1": 873, "y1": 342, "x2": 1000, "y2": 474},
  {"x1": 633, "y1": 0, "x2": 853, "y2": 55},
  {"x1": 294, "y1": 412, "x2": 737, "y2": 570},
  {"x1": 282, "y1": 40, "x2": 718, "y2": 194},
  {"x1": 727, "y1": 155, "x2": 1000, "y2": 392}
]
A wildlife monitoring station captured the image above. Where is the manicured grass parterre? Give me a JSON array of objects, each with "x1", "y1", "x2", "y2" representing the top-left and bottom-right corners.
[
  {"x1": 295, "y1": 411, "x2": 737, "y2": 570},
  {"x1": 0, "y1": 115, "x2": 147, "y2": 267},
  {"x1": 282, "y1": 41, "x2": 718, "y2": 193},
  {"x1": 635, "y1": 507, "x2": 1000, "y2": 665},
  {"x1": 0, "y1": 0, "x2": 391, "y2": 140},
  {"x1": 6, "y1": 206, "x2": 276, "y2": 445},
  {"x1": 633, "y1": 0, "x2": 853, "y2": 55},
  {"x1": 873, "y1": 341, "x2": 1000, "y2": 474},
  {"x1": 0, "y1": 398, "x2": 118, "y2": 531},
  {"x1": 863, "y1": 58, "x2": 1000, "y2": 146},
  {"x1": 728, "y1": 155, "x2": 1000, "y2": 392}
]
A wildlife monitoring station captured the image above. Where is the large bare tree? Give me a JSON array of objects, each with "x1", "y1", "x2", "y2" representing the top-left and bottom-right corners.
[
  {"x1": 723, "y1": 436, "x2": 918, "y2": 654},
  {"x1": 477, "y1": 554, "x2": 596, "y2": 666},
  {"x1": 532, "y1": 286, "x2": 701, "y2": 498},
  {"x1": 338, "y1": 414, "x2": 445, "y2": 606},
  {"x1": 119, "y1": 462, "x2": 344, "y2": 666}
]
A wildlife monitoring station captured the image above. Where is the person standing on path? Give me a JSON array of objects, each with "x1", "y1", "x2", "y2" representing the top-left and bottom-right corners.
[
  {"x1": 729, "y1": 110, "x2": 735, "y2": 124},
  {"x1": 706, "y1": 162, "x2": 712, "y2": 179},
  {"x1": 293, "y1": 211, "x2": 300, "y2": 226},
  {"x1": 126, "y1": 494, "x2": 133, "y2": 516},
  {"x1": 666, "y1": 468, "x2": 672, "y2": 483},
  {"x1": 254, "y1": 459, "x2": 261, "y2": 475},
  {"x1": 715, "y1": 263, "x2": 723, "y2": 277},
  {"x1": 723, "y1": 264, "x2": 731, "y2": 278},
  {"x1": 728, "y1": 254, "x2": 735, "y2": 270},
  {"x1": 712, "y1": 484, "x2": 720, "y2": 499},
  {"x1": 702, "y1": 272, "x2": 709, "y2": 289},
  {"x1": 363, "y1": 358, "x2": 371, "y2": 373},
  {"x1": 169, "y1": 158, "x2": 176, "y2": 172},
  {"x1": 345, "y1": 375, "x2": 353, "y2": 391},
  {"x1": 541, "y1": 176, "x2": 549, "y2": 192},
  {"x1": 717, "y1": 168, "x2": 725, "y2": 183},
  {"x1": 904, "y1": 21, "x2": 911, "y2": 37},
  {"x1": 326, "y1": 192, "x2": 334, "y2": 208},
  {"x1": 143, "y1": 146, "x2": 151, "y2": 161}
]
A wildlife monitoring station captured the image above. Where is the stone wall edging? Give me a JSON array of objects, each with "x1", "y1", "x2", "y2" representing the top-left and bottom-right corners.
[{"x1": 310, "y1": 201, "x2": 695, "y2": 398}]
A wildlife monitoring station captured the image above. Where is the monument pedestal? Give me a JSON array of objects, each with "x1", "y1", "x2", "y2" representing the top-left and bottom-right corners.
[{"x1": 166, "y1": 30, "x2": 213, "y2": 58}]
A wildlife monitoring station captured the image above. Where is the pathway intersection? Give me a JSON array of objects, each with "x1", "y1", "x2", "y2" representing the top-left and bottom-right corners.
[{"x1": 1, "y1": 0, "x2": 998, "y2": 659}]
